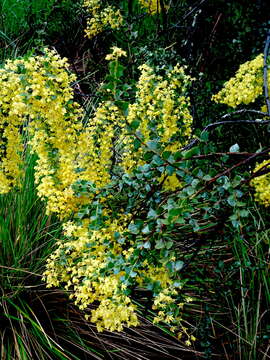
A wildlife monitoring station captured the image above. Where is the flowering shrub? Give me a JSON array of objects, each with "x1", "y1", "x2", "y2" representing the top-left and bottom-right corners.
[
  {"x1": 0, "y1": 47, "x2": 197, "y2": 343},
  {"x1": 43, "y1": 47, "x2": 195, "y2": 339},
  {"x1": 1, "y1": 44, "x2": 263, "y2": 351},
  {"x1": 212, "y1": 53, "x2": 270, "y2": 206}
]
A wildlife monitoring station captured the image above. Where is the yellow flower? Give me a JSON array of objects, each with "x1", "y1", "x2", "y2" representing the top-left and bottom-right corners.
[
  {"x1": 105, "y1": 46, "x2": 127, "y2": 61},
  {"x1": 121, "y1": 63, "x2": 193, "y2": 178},
  {"x1": 83, "y1": 0, "x2": 123, "y2": 39},
  {"x1": 138, "y1": 0, "x2": 169, "y2": 14},
  {"x1": 251, "y1": 160, "x2": 270, "y2": 206},
  {"x1": 212, "y1": 54, "x2": 264, "y2": 107}
]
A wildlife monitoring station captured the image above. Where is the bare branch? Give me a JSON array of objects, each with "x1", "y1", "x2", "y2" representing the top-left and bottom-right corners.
[
  {"x1": 182, "y1": 119, "x2": 270, "y2": 151},
  {"x1": 221, "y1": 109, "x2": 269, "y2": 119},
  {"x1": 191, "y1": 148, "x2": 270, "y2": 198}
]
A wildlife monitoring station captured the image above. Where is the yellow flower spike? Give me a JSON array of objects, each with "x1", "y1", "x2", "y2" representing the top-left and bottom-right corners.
[
  {"x1": 212, "y1": 54, "x2": 264, "y2": 107},
  {"x1": 0, "y1": 48, "x2": 94, "y2": 217},
  {"x1": 121, "y1": 62, "x2": 192, "y2": 182}
]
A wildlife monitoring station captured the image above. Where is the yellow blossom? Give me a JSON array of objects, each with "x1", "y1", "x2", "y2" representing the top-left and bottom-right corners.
[
  {"x1": 138, "y1": 0, "x2": 169, "y2": 14},
  {"x1": 105, "y1": 46, "x2": 127, "y2": 61},
  {"x1": 251, "y1": 160, "x2": 270, "y2": 206},
  {"x1": 212, "y1": 54, "x2": 264, "y2": 107},
  {"x1": 83, "y1": 0, "x2": 123, "y2": 39}
]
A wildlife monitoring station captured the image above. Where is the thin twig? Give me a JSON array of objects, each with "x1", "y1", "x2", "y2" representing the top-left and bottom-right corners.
[
  {"x1": 221, "y1": 109, "x2": 269, "y2": 119},
  {"x1": 248, "y1": 161, "x2": 270, "y2": 182},
  {"x1": 0, "y1": 265, "x2": 42, "y2": 277},
  {"x1": 191, "y1": 148, "x2": 270, "y2": 198},
  {"x1": 183, "y1": 119, "x2": 270, "y2": 150},
  {"x1": 190, "y1": 151, "x2": 270, "y2": 160},
  {"x1": 183, "y1": 0, "x2": 207, "y2": 20}
]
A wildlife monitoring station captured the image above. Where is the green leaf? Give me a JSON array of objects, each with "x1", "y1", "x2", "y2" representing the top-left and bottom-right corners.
[
  {"x1": 231, "y1": 220, "x2": 240, "y2": 228},
  {"x1": 130, "y1": 119, "x2": 140, "y2": 130},
  {"x1": 147, "y1": 208, "x2": 158, "y2": 219},
  {"x1": 232, "y1": 175, "x2": 243, "y2": 187},
  {"x1": 162, "y1": 151, "x2": 172, "y2": 160},
  {"x1": 229, "y1": 143, "x2": 240, "y2": 152},
  {"x1": 166, "y1": 165, "x2": 175, "y2": 176},
  {"x1": 165, "y1": 241, "x2": 174, "y2": 249},
  {"x1": 227, "y1": 196, "x2": 236, "y2": 206},
  {"x1": 175, "y1": 217, "x2": 185, "y2": 224},
  {"x1": 142, "y1": 225, "x2": 151, "y2": 234},
  {"x1": 152, "y1": 155, "x2": 164, "y2": 166},
  {"x1": 155, "y1": 239, "x2": 165, "y2": 249},
  {"x1": 143, "y1": 241, "x2": 151, "y2": 249},
  {"x1": 146, "y1": 140, "x2": 159, "y2": 151},
  {"x1": 117, "y1": 237, "x2": 125, "y2": 244},
  {"x1": 239, "y1": 209, "x2": 249, "y2": 217},
  {"x1": 200, "y1": 131, "x2": 209, "y2": 142},
  {"x1": 173, "y1": 151, "x2": 183, "y2": 161},
  {"x1": 182, "y1": 146, "x2": 200, "y2": 159},
  {"x1": 175, "y1": 260, "x2": 184, "y2": 271},
  {"x1": 129, "y1": 270, "x2": 137, "y2": 278},
  {"x1": 186, "y1": 186, "x2": 195, "y2": 196},
  {"x1": 128, "y1": 223, "x2": 140, "y2": 234},
  {"x1": 168, "y1": 208, "x2": 182, "y2": 217}
]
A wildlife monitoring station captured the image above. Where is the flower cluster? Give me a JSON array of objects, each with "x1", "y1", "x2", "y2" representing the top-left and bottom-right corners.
[
  {"x1": 152, "y1": 288, "x2": 196, "y2": 345},
  {"x1": 0, "y1": 49, "x2": 118, "y2": 218},
  {"x1": 44, "y1": 215, "x2": 141, "y2": 332},
  {"x1": 251, "y1": 160, "x2": 270, "y2": 206},
  {"x1": 105, "y1": 46, "x2": 127, "y2": 61},
  {"x1": 44, "y1": 210, "x2": 192, "y2": 334},
  {"x1": 83, "y1": 0, "x2": 123, "y2": 39},
  {"x1": 121, "y1": 63, "x2": 192, "y2": 189},
  {"x1": 138, "y1": 0, "x2": 168, "y2": 14},
  {"x1": 212, "y1": 54, "x2": 264, "y2": 107},
  {"x1": 0, "y1": 49, "x2": 82, "y2": 201}
]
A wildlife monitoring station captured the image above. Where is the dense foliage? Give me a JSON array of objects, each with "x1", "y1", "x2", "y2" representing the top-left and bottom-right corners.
[{"x1": 0, "y1": 1, "x2": 269, "y2": 359}]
